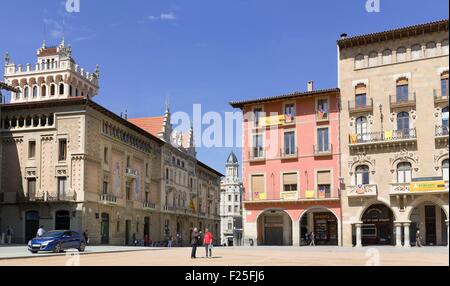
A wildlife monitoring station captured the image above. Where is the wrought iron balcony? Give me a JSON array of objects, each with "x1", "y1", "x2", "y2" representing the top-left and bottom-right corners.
[
  {"x1": 313, "y1": 144, "x2": 333, "y2": 156},
  {"x1": 125, "y1": 168, "x2": 138, "y2": 177},
  {"x1": 248, "y1": 149, "x2": 265, "y2": 162},
  {"x1": 349, "y1": 128, "x2": 417, "y2": 146},
  {"x1": 99, "y1": 193, "x2": 117, "y2": 204},
  {"x1": 20, "y1": 191, "x2": 76, "y2": 202},
  {"x1": 348, "y1": 98, "x2": 374, "y2": 114},
  {"x1": 280, "y1": 147, "x2": 298, "y2": 159},
  {"x1": 346, "y1": 184, "x2": 378, "y2": 198},
  {"x1": 389, "y1": 92, "x2": 416, "y2": 110},
  {"x1": 143, "y1": 202, "x2": 156, "y2": 210},
  {"x1": 435, "y1": 125, "x2": 449, "y2": 137}
]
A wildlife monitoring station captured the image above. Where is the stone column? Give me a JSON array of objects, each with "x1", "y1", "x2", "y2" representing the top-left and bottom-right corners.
[
  {"x1": 292, "y1": 220, "x2": 300, "y2": 246},
  {"x1": 355, "y1": 223, "x2": 362, "y2": 247},
  {"x1": 403, "y1": 222, "x2": 411, "y2": 248},
  {"x1": 395, "y1": 222, "x2": 402, "y2": 247}
]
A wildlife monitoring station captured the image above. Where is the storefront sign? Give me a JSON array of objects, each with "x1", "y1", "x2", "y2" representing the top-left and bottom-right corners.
[
  {"x1": 410, "y1": 180, "x2": 447, "y2": 192},
  {"x1": 280, "y1": 191, "x2": 298, "y2": 200}
]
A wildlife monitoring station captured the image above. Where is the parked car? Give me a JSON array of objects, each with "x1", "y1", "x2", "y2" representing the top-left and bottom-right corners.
[{"x1": 28, "y1": 230, "x2": 86, "y2": 254}]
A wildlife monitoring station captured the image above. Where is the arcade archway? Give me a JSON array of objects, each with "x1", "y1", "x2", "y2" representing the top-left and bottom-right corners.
[{"x1": 257, "y1": 209, "x2": 292, "y2": 246}]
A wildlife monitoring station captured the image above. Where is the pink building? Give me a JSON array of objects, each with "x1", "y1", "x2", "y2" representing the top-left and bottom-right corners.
[{"x1": 230, "y1": 85, "x2": 341, "y2": 246}]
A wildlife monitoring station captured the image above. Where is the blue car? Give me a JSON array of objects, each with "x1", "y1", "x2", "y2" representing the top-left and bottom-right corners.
[{"x1": 28, "y1": 230, "x2": 86, "y2": 254}]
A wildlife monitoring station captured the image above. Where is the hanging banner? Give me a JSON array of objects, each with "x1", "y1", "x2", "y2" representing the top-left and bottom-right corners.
[
  {"x1": 410, "y1": 181, "x2": 447, "y2": 192},
  {"x1": 259, "y1": 115, "x2": 287, "y2": 127}
]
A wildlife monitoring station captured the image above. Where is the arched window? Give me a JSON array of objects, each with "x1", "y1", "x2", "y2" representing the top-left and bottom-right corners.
[
  {"x1": 442, "y1": 39, "x2": 449, "y2": 55},
  {"x1": 382, "y1": 49, "x2": 392, "y2": 64},
  {"x1": 425, "y1": 42, "x2": 437, "y2": 57},
  {"x1": 15, "y1": 87, "x2": 21, "y2": 99},
  {"x1": 355, "y1": 54, "x2": 365, "y2": 69},
  {"x1": 396, "y1": 47, "x2": 406, "y2": 62},
  {"x1": 396, "y1": 77, "x2": 409, "y2": 102},
  {"x1": 355, "y1": 165, "x2": 370, "y2": 185},
  {"x1": 59, "y1": 83, "x2": 64, "y2": 95},
  {"x1": 443, "y1": 159, "x2": 449, "y2": 181},
  {"x1": 50, "y1": 84, "x2": 56, "y2": 96},
  {"x1": 69, "y1": 85, "x2": 73, "y2": 96},
  {"x1": 24, "y1": 86, "x2": 29, "y2": 98},
  {"x1": 411, "y1": 44, "x2": 422, "y2": 60},
  {"x1": 368, "y1": 52, "x2": 378, "y2": 67},
  {"x1": 397, "y1": 162, "x2": 412, "y2": 183},
  {"x1": 356, "y1": 116, "x2": 368, "y2": 142},
  {"x1": 41, "y1": 85, "x2": 46, "y2": 97},
  {"x1": 32, "y1": 86, "x2": 38, "y2": 98},
  {"x1": 397, "y1": 112, "x2": 409, "y2": 132},
  {"x1": 441, "y1": 71, "x2": 449, "y2": 98}
]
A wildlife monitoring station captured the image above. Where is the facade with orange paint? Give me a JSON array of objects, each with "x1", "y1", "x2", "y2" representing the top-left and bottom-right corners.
[{"x1": 230, "y1": 86, "x2": 342, "y2": 246}]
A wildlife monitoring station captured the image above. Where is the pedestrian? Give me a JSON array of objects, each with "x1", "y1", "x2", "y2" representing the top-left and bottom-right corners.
[
  {"x1": 83, "y1": 230, "x2": 89, "y2": 245},
  {"x1": 6, "y1": 226, "x2": 13, "y2": 244},
  {"x1": 176, "y1": 233, "x2": 181, "y2": 247},
  {"x1": 309, "y1": 232, "x2": 316, "y2": 246},
  {"x1": 132, "y1": 233, "x2": 137, "y2": 246},
  {"x1": 415, "y1": 230, "x2": 423, "y2": 247},
  {"x1": 203, "y1": 228, "x2": 213, "y2": 258},
  {"x1": 36, "y1": 225, "x2": 45, "y2": 238},
  {"x1": 190, "y1": 228, "x2": 200, "y2": 259},
  {"x1": 305, "y1": 232, "x2": 310, "y2": 245},
  {"x1": 168, "y1": 235, "x2": 173, "y2": 248},
  {"x1": 144, "y1": 234, "x2": 149, "y2": 247}
]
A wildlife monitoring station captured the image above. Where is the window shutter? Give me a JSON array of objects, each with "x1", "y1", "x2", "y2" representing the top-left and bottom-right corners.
[
  {"x1": 355, "y1": 84, "x2": 367, "y2": 95},
  {"x1": 397, "y1": 78, "x2": 408, "y2": 86},
  {"x1": 251, "y1": 175, "x2": 264, "y2": 194},
  {"x1": 283, "y1": 173, "x2": 297, "y2": 185},
  {"x1": 317, "y1": 171, "x2": 331, "y2": 185}
]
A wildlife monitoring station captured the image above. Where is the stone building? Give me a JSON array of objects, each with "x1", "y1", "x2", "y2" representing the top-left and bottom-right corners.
[
  {"x1": 338, "y1": 19, "x2": 449, "y2": 247},
  {"x1": 220, "y1": 152, "x2": 243, "y2": 246},
  {"x1": 129, "y1": 106, "x2": 222, "y2": 246}
]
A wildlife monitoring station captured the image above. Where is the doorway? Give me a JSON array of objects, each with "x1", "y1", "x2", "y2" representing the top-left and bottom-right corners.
[
  {"x1": 125, "y1": 220, "x2": 131, "y2": 245},
  {"x1": 55, "y1": 210, "x2": 70, "y2": 230},
  {"x1": 25, "y1": 211, "x2": 39, "y2": 243},
  {"x1": 101, "y1": 213, "x2": 110, "y2": 244}
]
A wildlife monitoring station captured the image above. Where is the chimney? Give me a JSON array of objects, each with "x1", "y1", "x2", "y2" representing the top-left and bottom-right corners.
[
  {"x1": 340, "y1": 33, "x2": 347, "y2": 39},
  {"x1": 307, "y1": 81, "x2": 314, "y2": 92}
]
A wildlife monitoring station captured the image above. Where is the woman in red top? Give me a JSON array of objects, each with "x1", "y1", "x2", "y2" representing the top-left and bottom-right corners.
[{"x1": 203, "y1": 228, "x2": 213, "y2": 258}]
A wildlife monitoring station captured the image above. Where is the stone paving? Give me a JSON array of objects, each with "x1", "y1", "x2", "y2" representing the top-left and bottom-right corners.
[{"x1": 0, "y1": 246, "x2": 448, "y2": 266}]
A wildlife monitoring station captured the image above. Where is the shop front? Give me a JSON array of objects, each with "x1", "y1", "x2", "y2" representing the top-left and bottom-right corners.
[{"x1": 361, "y1": 204, "x2": 394, "y2": 246}]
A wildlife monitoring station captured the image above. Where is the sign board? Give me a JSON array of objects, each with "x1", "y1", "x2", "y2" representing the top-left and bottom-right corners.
[
  {"x1": 410, "y1": 181, "x2": 447, "y2": 192},
  {"x1": 280, "y1": 192, "x2": 298, "y2": 200},
  {"x1": 259, "y1": 115, "x2": 287, "y2": 127}
]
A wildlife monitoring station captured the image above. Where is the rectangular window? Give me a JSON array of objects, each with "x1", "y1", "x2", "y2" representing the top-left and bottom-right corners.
[
  {"x1": 283, "y1": 173, "x2": 298, "y2": 192},
  {"x1": 126, "y1": 156, "x2": 131, "y2": 168},
  {"x1": 251, "y1": 175, "x2": 265, "y2": 200},
  {"x1": 228, "y1": 206, "x2": 232, "y2": 212},
  {"x1": 317, "y1": 171, "x2": 331, "y2": 198},
  {"x1": 102, "y1": 181, "x2": 108, "y2": 195},
  {"x1": 252, "y1": 134, "x2": 264, "y2": 158},
  {"x1": 284, "y1": 131, "x2": 296, "y2": 155},
  {"x1": 145, "y1": 163, "x2": 149, "y2": 176},
  {"x1": 253, "y1": 108, "x2": 263, "y2": 127},
  {"x1": 317, "y1": 128, "x2": 329, "y2": 152},
  {"x1": 317, "y1": 99, "x2": 329, "y2": 119},
  {"x1": 103, "y1": 147, "x2": 108, "y2": 164},
  {"x1": 58, "y1": 177, "x2": 67, "y2": 198},
  {"x1": 235, "y1": 195, "x2": 238, "y2": 201},
  {"x1": 228, "y1": 195, "x2": 232, "y2": 202},
  {"x1": 441, "y1": 78, "x2": 449, "y2": 98},
  {"x1": 355, "y1": 93, "x2": 367, "y2": 108},
  {"x1": 27, "y1": 178, "x2": 36, "y2": 198},
  {"x1": 58, "y1": 139, "x2": 67, "y2": 161},
  {"x1": 284, "y1": 103, "x2": 295, "y2": 117},
  {"x1": 396, "y1": 83, "x2": 409, "y2": 102},
  {"x1": 126, "y1": 182, "x2": 132, "y2": 200},
  {"x1": 28, "y1": 141, "x2": 36, "y2": 159},
  {"x1": 228, "y1": 222, "x2": 233, "y2": 230},
  {"x1": 234, "y1": 205, "x2": 238, "y2": 213}
]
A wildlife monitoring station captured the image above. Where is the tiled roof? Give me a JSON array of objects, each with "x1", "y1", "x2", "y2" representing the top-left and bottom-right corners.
[
  {"x1": 338, "y1": 19, "x2": 449, "y2": 49},
  {"x1": 38, "y1": 47, "x2": 58, "y2": 57},
  {"x1": 128, "y1": 116, "x2": 165, "y2": 137},
  {"x1": 229, "y1": 88, "x2": 340, "y2": 109}
]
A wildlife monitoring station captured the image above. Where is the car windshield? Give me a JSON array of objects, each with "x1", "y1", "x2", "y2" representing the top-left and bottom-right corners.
[{"x1": 40, "y1": 231, "x2": 65, "y2": 238}]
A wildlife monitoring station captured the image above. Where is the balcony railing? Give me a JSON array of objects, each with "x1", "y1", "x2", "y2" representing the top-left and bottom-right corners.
[
  {"x1": 280, "y1": 147, "x2": 298, "y2": 159},
  {"x1": 433, "y1": 89, "x2": 449, "y2": 104},
  {"x1": 20, "y1": 191, "x2": 76, "y2": 202},
  {"x1": 346, "y1": 184, "x2": 378, "y2": 198},
  {"x1": 435, "y1": 125, "x2": 449, "y2": 137},
  {"x1": 125, "y1": 168, "x2": 138, "y2": 177},
  {"x1": 99, "y1": 194, "x2": 117, "y2": 204},
  {"x1": 389, "y1": 92, "x2": 416, "y2": 109},
  {"x1": 348, "y1": 98, "x2": 374, "y2": 114},
  {"x1": 143, "y1": 202, "x2": 156, "y2": 210},
  {"x1": 316, "y1": 110, "x2": 329, "y2": 122},
  {"x1": 349, "y1": 128, "x2": 417, "y2": 145},
  {"x1": 313, "y1": 144, "x2": 333, "y2": 156},
  {"x1": 248, "y1": 149, "x2": 265, "y2": 162}
]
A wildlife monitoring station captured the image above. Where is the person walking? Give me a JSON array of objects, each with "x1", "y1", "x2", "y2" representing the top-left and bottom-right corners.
[
  {"x1": 6, "y1": 226, "x2": 13, "y2": 244},
  {"x1": 190, "y1": 228, "x2": 200, "y2": 259},
  {"x1": 415, "y1": 230, "x2": 423, "y2": 247},
  {"x1": 83, "y1": 230, "x2": 90, "y2": 245},
  {"x1": 36, "y1": 226, "x2": 45, "y2": 238},
  {"x1": 203, "y1": 228, "x2": 213, "y2": 258},
  {"x1": 168, "y1": 236, "x2": 173, "y2": 248},
  {"x1": 309, "y1": 232, "x2": 316, "y2": 246}
]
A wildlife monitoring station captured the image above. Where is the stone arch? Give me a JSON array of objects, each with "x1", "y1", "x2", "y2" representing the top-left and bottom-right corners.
[
  {"x1": 256, "y1": 208, "x2": 293, "y2": 246},
  {"x1": 358, "y1": 198, "x2": 398, "y2": 222},
  {"x1": 405, "y1": 195, "x2": 449, "y2": 221}
]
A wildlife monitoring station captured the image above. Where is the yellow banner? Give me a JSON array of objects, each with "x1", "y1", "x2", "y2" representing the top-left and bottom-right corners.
[
  {"x1": 305, "y1": 190, "x2": 315, "y2": 199},
  {"x1": 410, "y1": 181, "x2": 447, "y2": 192},
  {"x1": 259, "y1": 115, "x2": 287, "y2": 127}
]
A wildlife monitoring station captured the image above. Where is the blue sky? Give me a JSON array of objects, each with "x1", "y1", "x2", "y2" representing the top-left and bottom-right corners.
[{"x1": 1, "y1": 0, "x2": 448, "y2": 175}]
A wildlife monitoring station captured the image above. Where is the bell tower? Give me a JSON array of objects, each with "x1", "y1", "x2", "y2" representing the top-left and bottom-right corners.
[{"x1": 4, "y1": 39, "x2": 99, "y2": 104}]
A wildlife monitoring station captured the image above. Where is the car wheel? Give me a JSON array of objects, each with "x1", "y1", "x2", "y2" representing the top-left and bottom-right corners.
[
  {"x1": 30, "y1": 251, "x2": 38, "y2": 254},
  {"x1": 79, "y1": 242, "x2": 86, "y2": 252},
  {"x1": 53, "y1": 243, "x2": 62, "y2": 253}
]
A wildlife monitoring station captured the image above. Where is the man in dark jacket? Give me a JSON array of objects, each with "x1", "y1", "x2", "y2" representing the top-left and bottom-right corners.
[{"x1": 191, "y1": 228, "x2": 200, "y2": 259}]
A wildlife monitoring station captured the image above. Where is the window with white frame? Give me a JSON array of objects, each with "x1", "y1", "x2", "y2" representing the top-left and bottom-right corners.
[
  {"x1": 397, "y1": 162, "x2": 412, "y2": 183},
  {"x1": 355, "y1": 165, "x2": 370, "y2": 185}
]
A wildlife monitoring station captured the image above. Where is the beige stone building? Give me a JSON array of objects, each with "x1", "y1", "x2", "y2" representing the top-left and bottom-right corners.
[
  {"x1": 0, "y1": 41, "x2": 222, "y2": 245},
  {"x1": 129, "y1": 106, "x2": 222, "y2": 246},
  {"x1": 338, "y1": 20, "x2": 449, "y2": 247}
]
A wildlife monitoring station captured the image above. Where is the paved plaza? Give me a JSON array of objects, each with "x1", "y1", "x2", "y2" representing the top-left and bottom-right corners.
[{"x1": 0, "y1": 246, "x2": 448, "y2": 266}]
